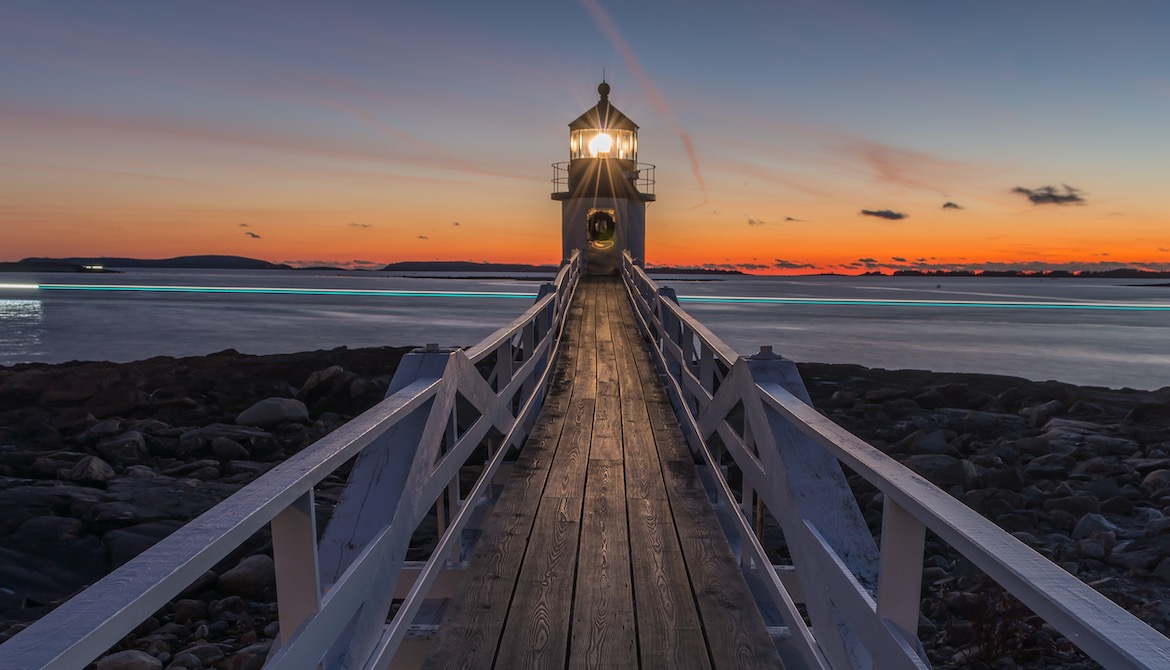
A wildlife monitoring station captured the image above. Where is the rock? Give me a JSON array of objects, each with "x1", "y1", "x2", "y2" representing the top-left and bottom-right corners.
[
  {"x1": 236, "y1": 398, "x2": 308, "y2": 428},
  {"x1": 94, "y1": 649, "x2": 162, "y2": 670},
  {"x1": 102, "y1": 520, "x2": 185, "y2": 567},
  {"x1": 1072, "y1": 513, "x2": 1122, "y2": 540},
  {"x1": 898, "y1": 429, "x2": 951, "y2": 455},
  {"x1": 1043, "y1": 496, "x2": 1101, "y2": 517},
  {"x1": 125, "y1": 464, "x2": 159, "y2": 478},
  {"x1": 0, "y1": 516, "x2": 110, "y2": 606},
  {"x1": 297, "y1": 365, "x2": 344, "y2": 400},
  {"x1": 64, "y1": 455, "x2": 117, "y2": 485},
  {"x1": 1024, "y1": 399, "x2": 1063, "y2": 427},
  {"x1": 77, "y1": 418, "x2": 125, "y2": 444},
  {"x1": 1084, "y1": 434, "x2": 1141, "y2": 457},
  {"x1": 179, "y1": 643, "x2": 226, "y2": 665},
  {"x1": 221, "y1": 641, "x2": 272, "y2": 670},
  {"x1": 178, "y1": 424, "x2": 271, "y2": 458},
  {"x1": 1023, "y1": 453, "x2": 1073, "y2": 480},
  {"x1": 211, "y1": 437, "x2": 250, "y2": 460},
  {"x1": 170, "y1": 651, "x2": 203, "y2": 668},
  {"x1": 209, "y1": 595, "x2": 248, "y2": 622},
  {"x1": 95, "y1": 431, "x2": 149, "y2": 465},
  {"x1": 903, "y1": 454, "x2": 976, "y2": 489},
  {"x1": 1142, "y1": 470, "x2": 1170, "y2": 490},
  {"x1": 172, "y1": 598, "x2": 208, "y2": 624},
  {"x1": 1076, "y1": 538, "x2": 1107, "y2": 560},
  {"x1": 979, "y1": 466, "x2": 1024, "y2": 491},
  {"x1": 217, "y1": 555, "x2": 276, "y2": 599}
]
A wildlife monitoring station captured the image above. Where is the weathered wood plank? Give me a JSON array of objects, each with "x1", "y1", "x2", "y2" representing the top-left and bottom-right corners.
[
  {"x1": 628, "y1": 497, "x2": 711, "y2": 670},
  {"x1": 544, "y1": 397, "x2": 595, "y2": 499},
  {"x1": 662, "y1": 460, "x2": 783, "y2": 669},
  {"x1": 570, "y1": 458, "x2": 636, "y2": 669},
  {"x1": 495, "y1": 496, "x2": 582, "y2": 669},
  {"x1": 419, "y1": 398, "x2": 573, "y2": 669},
  {"x1": 421, "y1": 280, "x2": 588, "y2": 669},
  {"x1": 589, "y1": 382, "x2": 622, "y2": 461},
  {"x1": 609, "y1": 282, "x2": 671, "y2": 501},
  {"x1": 572, "y1": 279, "x2": 598, "y2": 399}
]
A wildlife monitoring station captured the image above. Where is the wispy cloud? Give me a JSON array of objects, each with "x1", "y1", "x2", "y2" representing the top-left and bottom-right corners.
[
  {"x1": 783, "y1": 216, "x2": 805, "y2": 222},
  {"x1": 1012, "y1": 184, "x2": 1085, "y2": 205},
  {"x1": 860, "y1": 209, "x2": 908, "y2": 220},
  {"x1": 942, "y1": 201, "x2": 962, "y2": 210},
  {"x1": 347, "y1": 222, "x2": 372, "y2": 228},
  {"x1": 245, "y1": 231, "x2": 261, "y2": 239},
  {"x1": 238, "y1": 223, "x2": 251, "y2": 227},
  {"x1": 746, "y1": 217, "x2": 769, "y2": 226},
  {"x1": 417, "y1": 235, "x2": 429, "y2": 240},
  {"x1": 579, "y1": 0, "x2": 707, "y2": 205}
]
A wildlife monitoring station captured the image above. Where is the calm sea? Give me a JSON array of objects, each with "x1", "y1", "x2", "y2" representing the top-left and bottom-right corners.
[{"x1": 2, "y1": 269, "x2": 1168, "y2": 390}]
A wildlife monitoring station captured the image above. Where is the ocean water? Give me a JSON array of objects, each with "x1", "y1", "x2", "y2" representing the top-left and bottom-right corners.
[{"x1": 2, "y1": 270, "x2": 1168, "y2": 390}]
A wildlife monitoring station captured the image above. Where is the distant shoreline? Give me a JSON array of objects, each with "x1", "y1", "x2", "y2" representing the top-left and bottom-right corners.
[{"x1": 5, "y1": 255, "x2": 1170, "y2": 279}]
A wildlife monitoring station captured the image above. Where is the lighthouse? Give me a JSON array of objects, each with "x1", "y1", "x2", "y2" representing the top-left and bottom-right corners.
[{"x1": 552, "y1": 82, "x2": 655, "y2": 275}]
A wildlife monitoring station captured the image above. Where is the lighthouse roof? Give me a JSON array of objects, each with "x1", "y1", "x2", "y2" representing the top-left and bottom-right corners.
[{"x1": 568, "y1": 82, "x2": 638, "y2": 131}]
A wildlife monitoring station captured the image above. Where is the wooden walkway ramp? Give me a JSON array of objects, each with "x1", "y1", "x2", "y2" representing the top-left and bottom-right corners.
[{"x1": 423, "y1": 276, "x2": 782, "y2": 669}]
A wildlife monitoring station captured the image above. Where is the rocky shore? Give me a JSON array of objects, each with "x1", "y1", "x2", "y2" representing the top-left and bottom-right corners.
[{"x1": 1, "y1": 348, "x2": 1168, "y2": 669}]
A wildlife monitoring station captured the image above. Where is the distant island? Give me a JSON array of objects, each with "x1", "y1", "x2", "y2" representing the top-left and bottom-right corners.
[
  {"x1": 890, "y1": 268, "x2": 1170, "y2": 279},
  {"x1": 11, "y1": 255, "x2": 292, "y2": 271}
]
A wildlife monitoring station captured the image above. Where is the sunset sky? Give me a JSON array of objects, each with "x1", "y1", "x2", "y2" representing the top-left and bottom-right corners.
[{"x1": 2, "y1": 1, "x2": 1168, "y2": 274}]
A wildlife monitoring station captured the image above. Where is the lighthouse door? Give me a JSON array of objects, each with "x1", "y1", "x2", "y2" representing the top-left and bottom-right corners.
[{"x1": 585, "y1": 208, "x2": 619, "y2": 275}]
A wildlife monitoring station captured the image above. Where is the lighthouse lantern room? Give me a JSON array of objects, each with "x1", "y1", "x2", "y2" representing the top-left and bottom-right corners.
[{"x1": 552, "y1": 82, "x2": 655, "y2": 275}]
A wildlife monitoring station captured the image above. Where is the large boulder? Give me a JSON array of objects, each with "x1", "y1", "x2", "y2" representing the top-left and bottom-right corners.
[
  {"x1": 217, "y1": 554, "x2": 276, "y2": 599},
  {"x1": 95, "y1": 431, "x2": 149, "y2": 465},
  {"x1": 235, "y1": 398, "x2": 308, "y2": 428}
]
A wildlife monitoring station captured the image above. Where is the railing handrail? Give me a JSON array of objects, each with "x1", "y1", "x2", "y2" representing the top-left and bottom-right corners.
[
  {"x1": 0, "y1": 251, "x2": 583, "y2": 670},
  {"x1": 619, "y1": 250, "x2": 1170, "y2": 670}
]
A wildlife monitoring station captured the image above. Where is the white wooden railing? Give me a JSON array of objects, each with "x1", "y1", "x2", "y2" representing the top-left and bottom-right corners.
[
  {"x1": 0, "y1": 251, "x2": 582, "y2": 670},
  {"x1": 620, "y1": 251, "x2": 1170, "y2": 670}
]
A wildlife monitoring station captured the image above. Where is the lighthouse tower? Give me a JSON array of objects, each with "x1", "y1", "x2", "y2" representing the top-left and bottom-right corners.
[{"x1": 552, "y1": 82, "x2": 655, "y2": 275}]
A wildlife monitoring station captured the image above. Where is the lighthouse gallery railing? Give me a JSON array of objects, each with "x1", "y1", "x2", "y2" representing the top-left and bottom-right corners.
[
  {"x1": 619, "y1": 250, "x2": 1170, "y2": 670},
  {"x1": 0, "y1": 252, "x2": 582, "y2": 670}
]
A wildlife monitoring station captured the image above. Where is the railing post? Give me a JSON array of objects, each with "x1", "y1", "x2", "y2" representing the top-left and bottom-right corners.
[
  {"x1": 744, "y1": 346, "x2": 881, "y2": 670},
  {"x1": 271, "y1": 490, "x2": 321, "y2": 640},
  {"x1": 877, "y1": 497, "x2": 926, "y2": 643}
]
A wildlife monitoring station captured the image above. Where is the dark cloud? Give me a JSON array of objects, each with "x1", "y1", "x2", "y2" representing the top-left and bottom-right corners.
[
  {"x1": 1012, "y1": 184, "x2": 1085, "y2": 205},
  {"x1": 941, "y1": 201, "x2": 962, "y2": 210},
  {"x1": 892, "y1": 257, "x2": 907, "y2": 262},
  {"x1": 858, "y1": 257, "x2": 879, "y2": 265},
  {"x1": 783, "y1": 216, "x2": 805, "y2": 222},
  {"x1": 1161, "y1": 247, "x2": 1170, "y2": 252},
  {"x1": 417, "y1": 235, "x2": 429, "y2": 240},
  {"x1": 238, "y1": 223, "x2": 250, "y2": 227},
  {"x1": 746, "y1": 217, "x2": 769, "y2": 226},
  {"x1": 860, "y1": 209, "x2": 907, "y2": 220},
  {"x1": 244, "y1": 232, "x2": 261, "y2": 239},
  {"x1": 773, "y1": 259, "x2": 815, "y2": 269},
  {"x1": 452, "y1": 221, "x2": 461, "y2": 226},
  {"x1": 347, "y1": 222, "x2": 372, "y2": 228}
]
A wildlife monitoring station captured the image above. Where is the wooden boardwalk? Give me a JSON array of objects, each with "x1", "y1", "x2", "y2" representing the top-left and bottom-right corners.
[{"x1": 423, "y1": 277, "x2": 782, "y2": 669}]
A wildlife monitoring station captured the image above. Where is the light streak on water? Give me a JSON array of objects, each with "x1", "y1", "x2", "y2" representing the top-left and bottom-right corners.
[
  {"x1": 3, "y1": 283, "x2": 1169, "y2": 311},
  {"x1": 8, "y1": 283, "x2": 537, "y2": 299},
  {"x1": 676, "y1": 295, "x2": 1170, "y2": 311}
]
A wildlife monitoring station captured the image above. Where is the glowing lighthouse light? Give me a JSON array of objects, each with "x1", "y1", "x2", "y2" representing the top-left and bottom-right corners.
[{"x1": 588, "y1": 132, "x2": 614, "y2": 156}]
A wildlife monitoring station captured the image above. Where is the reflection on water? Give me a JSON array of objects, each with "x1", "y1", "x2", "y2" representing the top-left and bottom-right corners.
[{"x1": 0, "y1": 300, "x2": 46, "y2": 362}]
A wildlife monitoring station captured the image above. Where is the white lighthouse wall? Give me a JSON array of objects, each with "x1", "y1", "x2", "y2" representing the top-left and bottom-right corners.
[{"x1": 561, "y1": 198, "x2": 646, "y2": 273}]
